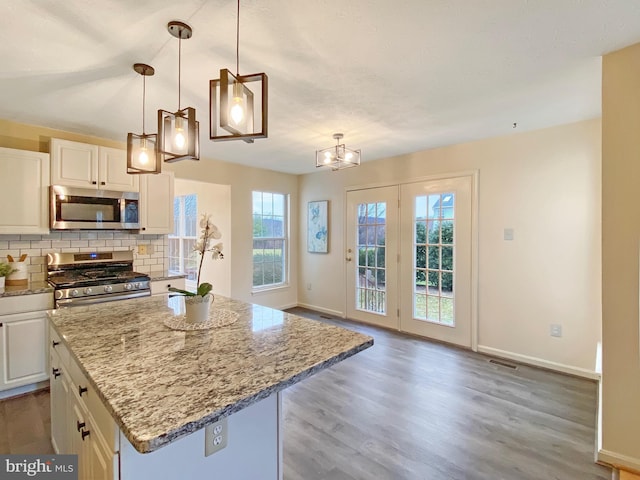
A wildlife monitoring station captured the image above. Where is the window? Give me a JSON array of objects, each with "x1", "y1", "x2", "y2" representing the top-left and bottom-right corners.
[
  {"x1": 253, "y1": 191, "x2": 287, "y2": 288},
  {"x1": 169, "y1": 194, "x2": 198, "y2": 289}
]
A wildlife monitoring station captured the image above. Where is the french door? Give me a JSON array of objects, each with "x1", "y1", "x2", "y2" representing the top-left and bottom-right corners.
[
  {"x1": 346, "y1": 176, "x2": 474, "y2": 347},
  {"x1": 345, "y1": 186, "x2": 399, "y2": 329}
]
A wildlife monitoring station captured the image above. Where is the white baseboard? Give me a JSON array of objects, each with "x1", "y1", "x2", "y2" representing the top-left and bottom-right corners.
[
  {"x1": 295, "y1": 303, "x2": 345, "y2": 319},
  {"x1": 598, "y1": 449, "x2": 640, "y2": 473},
  {"x1": 0, "y1": 380, "x2": 49, "y2": 400},
  {"x1": 477, "y1": 345, "x2": 600, "y2": 380},
  {"x1": 278, "y1": 302, "x2": 298, "y2": 311}
]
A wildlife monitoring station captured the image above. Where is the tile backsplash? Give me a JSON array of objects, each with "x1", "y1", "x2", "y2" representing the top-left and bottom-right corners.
[{"x1": 0, "y1": 232, "x2": 168, "y2": 283}]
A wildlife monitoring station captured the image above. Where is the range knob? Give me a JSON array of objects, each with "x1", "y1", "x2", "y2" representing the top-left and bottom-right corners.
[
  {"x1": 55, "y1": 290, "x2": 63, "y2": 300},
  {"x1": 84, "y1": 288, "x2": 93, "y2": 295},
  {"x1": 135, "y1": 282, "x2": 143, "y2": 289},
  {"x1": 104, "y1": 285, "x2": 113, "y2": 293},
  {"x1": 124, "y1": 283, "x2": 133, "y2": 291},
  {"x1": 71, "y1": 289, "x2": 79, "y2": 297}
]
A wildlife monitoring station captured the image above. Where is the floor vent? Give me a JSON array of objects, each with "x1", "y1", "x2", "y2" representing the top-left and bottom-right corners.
[
  {"x1": 319, "y1": 315, "x2": 332, "y2": 320},
  {"x1": 488, "y1": 358, "x2": 518, "y2": 370}
]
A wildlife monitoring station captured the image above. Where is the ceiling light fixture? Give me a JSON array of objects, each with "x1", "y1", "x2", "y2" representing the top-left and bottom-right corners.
[
  {"x1": 316, "y1": 133, "x2": 361, "y2": 170},
  {"x1": 210, "y1": 0, "x2": 268, "y2": 143},
  {"x1": 127, "y1": 63, "x2": 160, "y2": 174},
  {"x1": 158, "y1": 21, "x2": 199, "y2": 162}
]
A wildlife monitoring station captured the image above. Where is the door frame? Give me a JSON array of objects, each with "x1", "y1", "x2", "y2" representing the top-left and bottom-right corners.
[{"x1": 343, "y1": 170, "x2": 479, "y2": 351}]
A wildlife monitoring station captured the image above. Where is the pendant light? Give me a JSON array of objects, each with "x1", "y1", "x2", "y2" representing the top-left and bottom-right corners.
[
  {"x1": 158, "y1": 21, "x2": 200, "y2": 162},
  {"x1": 210, "y1": 0, "x2": 268, "y2": 143},
  {"x1": 316, "y1": 133, "x2": 361, "y2": 171},
  {"x1": 127, "y1": 63, "x2": 160, "y2": 174}
]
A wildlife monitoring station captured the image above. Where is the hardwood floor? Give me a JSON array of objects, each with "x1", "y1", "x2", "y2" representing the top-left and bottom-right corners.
[
  {"x1": 0, "y1": 308, "x2": 610, "y2": 479},
  {"x1": 283, "y1": 307, "x2": 610, "y2": 480}
]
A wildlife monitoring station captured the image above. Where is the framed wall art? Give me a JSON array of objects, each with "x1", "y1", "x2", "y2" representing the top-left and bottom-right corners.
[{"x1": 307, "y1": 200, "x2": 329, "y2": 253}]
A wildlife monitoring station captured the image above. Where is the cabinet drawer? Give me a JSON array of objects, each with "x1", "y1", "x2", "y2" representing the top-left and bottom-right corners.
[
  {"x1": 0, "y1": 293, "x2": 53, "y2": 315},
  {"x1": 49, "y1": 327, "x2": 70, "y2": 368},
  {"x1": 150, "y1": 278, "x2": 186, "y2": 295}
]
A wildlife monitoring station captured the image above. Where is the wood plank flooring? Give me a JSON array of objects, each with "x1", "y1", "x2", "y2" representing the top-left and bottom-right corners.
[
  {"x1": 0, "y1": 307, "x2": 610, "y2": 479},
  {"x1": 283, "y1": 307, "x2": 610, "y2": 480}
]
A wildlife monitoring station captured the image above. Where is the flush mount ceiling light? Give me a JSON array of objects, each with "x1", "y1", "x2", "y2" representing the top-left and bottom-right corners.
[
  {"x1": 210, "y1": 0, "x2": 268, "y2": 143},
  {"x1": 127, "y1": 63, "x2": 160, "y2": 174},
  {"x1": 316, "y1": 133, "x2": 361, "y2": 170},
  {"x1": 158, "y1": 21, "x2": 200, "y2": 162}
]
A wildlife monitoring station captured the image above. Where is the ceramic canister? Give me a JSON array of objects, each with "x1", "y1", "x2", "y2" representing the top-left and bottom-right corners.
[{"x1": 6, "y1": 262, "x2": 28, "y2": 286}]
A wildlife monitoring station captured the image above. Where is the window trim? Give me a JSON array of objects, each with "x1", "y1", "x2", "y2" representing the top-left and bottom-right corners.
[
  {"x1": 168, "y1": 194, "x2": 198, "y2": 290},
  {"x1": 251, "y1": 191, "x2": 289, "y2": 291}
]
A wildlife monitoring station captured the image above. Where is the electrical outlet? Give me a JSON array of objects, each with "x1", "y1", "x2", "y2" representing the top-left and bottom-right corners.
[
  {"x1": 306, "y1": 283, "x2": 312, "y2": 290},
  {"x1": 550, "y1": 324, "x2": 562, "y2": 338},
  {"x1": 504, "y1": 228, "x2": 514, "y2": 241},
  {"x1": 205, "y1": 418, "x2": 228, "y2": 456},
  {"x1": 138, "y1": 244, "x2": 147, "y2": 255}
]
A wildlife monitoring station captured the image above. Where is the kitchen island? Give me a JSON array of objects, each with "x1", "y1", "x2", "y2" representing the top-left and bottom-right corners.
[{"x1": 48, "y1": 294, "x2": 373, "y2": 480}]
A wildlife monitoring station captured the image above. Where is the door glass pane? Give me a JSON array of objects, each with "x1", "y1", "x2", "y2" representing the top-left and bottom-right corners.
[
  {"x1": 413, "y1": 194, "x2": 456, "y2": 325},
  {"x1": 356, "y1": 202, "x2": 386, "y2": 315}
]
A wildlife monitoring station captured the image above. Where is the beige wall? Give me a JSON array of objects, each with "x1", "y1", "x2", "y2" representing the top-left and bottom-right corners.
[
  {"x1": 299, "y1": 119, "x2": 602, "y2": 374},
  {"x1": 601, "y1": 42, "x2": 640, "y2": 470},
  {"x1": 0, "y1": 119, "x2": 298, "y2": 310}
]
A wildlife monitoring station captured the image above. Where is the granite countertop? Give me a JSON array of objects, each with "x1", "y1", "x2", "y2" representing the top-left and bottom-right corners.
[
  {"x1": 148, "y1": 272, "x2": 187, "y2": 282},
  {"x1": 0, "y1": 281, "x2": 53, "y2": 298},
  {"x1": 48, "y1": 295, "x2": 373, "y2": 454}
]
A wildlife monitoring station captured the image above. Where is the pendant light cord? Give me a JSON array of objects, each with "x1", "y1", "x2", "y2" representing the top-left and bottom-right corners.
[
  {"x1": 141, "y1": 72, "x2": 146, "y2": 134},
  {"x1": 178, "y1": 37, "x2": 182, "y2": 110},
  {"x1": 236, "y1": 0, "x2": 240, "y2": 76}
]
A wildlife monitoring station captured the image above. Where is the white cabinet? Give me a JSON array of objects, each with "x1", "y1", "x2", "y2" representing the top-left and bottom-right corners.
[
  {"x1": 0, "y1": 147, "x2": 50, "y2": 234},
  {"x1": 139, "y1": 171, "x2": 174, "y2": 234},
  {"x1": 50, "y1": 324, "x2": 117, "y2": 479},
  {"x1": 150, "y1": 278, "x2": 186, "y2": 295},
  {"x1": 51, "y1": 139, "x2": 138, "y2": 192},
  {"x1": 0, "y1": 293, "x2": 52, "y2": 394}
]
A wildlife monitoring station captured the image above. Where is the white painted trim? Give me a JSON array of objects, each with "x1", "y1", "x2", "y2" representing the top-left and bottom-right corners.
[
  {"x1": 278, "y1": 302, "x2": 298, "y2": 311},
  {"x1": 477, "y1": 345, "x2": 600, "y2": 380},
  {"x1": 296, "y1": 303, "x2": 345, "y2": 318},
  {"x1": 470, "y1": 170, "x2": 479, "y2": 352},
  {"x1": 0, "y1": 380, "x2": 49, "y2": 400},
  {"x1": 597, "y1": 376, "x2": 603, "y2": 461},
  {"x1": 343, "y1": 170, "x2": 480, "y2": 193},
  {"x1": 598, "y1": 449, "x2": 640, "y2": 473}
]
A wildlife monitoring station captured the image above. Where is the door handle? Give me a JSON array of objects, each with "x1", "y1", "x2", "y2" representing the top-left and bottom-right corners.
[{"x1": 346, "y1": 257, "x2": 352, "y2": 262}]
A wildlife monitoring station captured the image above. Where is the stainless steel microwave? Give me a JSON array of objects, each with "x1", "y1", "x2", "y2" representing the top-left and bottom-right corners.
[{"x1": 50, "y1": 185, "x2": 140, "y2": 230}]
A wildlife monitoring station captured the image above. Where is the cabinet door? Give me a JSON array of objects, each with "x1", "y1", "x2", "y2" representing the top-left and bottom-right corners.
[
  {"x1": 139, "y1": 171, "x2": 174, "y2": 234},
  {"x1": 99, "y1": 146, "x2": 139, "y2": 192},
  {"x1": 69, "y1": 396, "x2": 90, "y2": 478},
  {"x1": 51, "y1": 139, "x2": 99, "y2": 188},
  {"x1": 50, "y1": 353, "x2": 69, "y2": 454},
  {"x1": 0, "y1": 311, "x2": 48, "y2": 390},
  {"x1": 0, "y1": 147, "x2": 50, "y2": 234},
  {"x1": 86, "y1": 419, "x2": 115, "y2": 480}
]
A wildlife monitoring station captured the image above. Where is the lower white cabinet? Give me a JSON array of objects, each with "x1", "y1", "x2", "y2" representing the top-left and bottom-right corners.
[
  {"x1": 150, "y1": 277, "x2": 186, "y2": 295},
  {"x1": 0, "y1": 294, "x2": 52, "y2": 393},
  {"x1": 50, "y1": 325, "x2": 117, "y2": 480}
]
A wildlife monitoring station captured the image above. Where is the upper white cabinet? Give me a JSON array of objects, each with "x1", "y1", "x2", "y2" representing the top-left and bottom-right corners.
[
  {"x1": 139, "y1": 171, "x2": 174, "y2": 234},
  {"x1": 51, "y1": 139, "x2": 138, "y2": 192},
  {"x1": 0, "y1": 147, "x2": 50, "y2": 234}
]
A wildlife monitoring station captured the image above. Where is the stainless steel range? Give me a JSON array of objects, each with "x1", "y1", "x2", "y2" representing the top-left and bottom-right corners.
[{"x1": 47, "y1": 251, "x2": 150, "y2": 307}]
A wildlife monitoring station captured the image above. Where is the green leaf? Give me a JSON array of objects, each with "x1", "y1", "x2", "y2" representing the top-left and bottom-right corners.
[
  {"x1": 197, "y1": 282, "x2": 213, "y2": 297},
  {"x1": 168, "y1": 287, "x2": 196, "y2": 296}
]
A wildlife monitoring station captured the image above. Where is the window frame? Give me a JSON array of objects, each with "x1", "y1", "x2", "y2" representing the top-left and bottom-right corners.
[
  {"x1": 251, "y1": 190, "x2": 289, "y2": 292},
  {"x1": 168, "y1": 194, "x2": 198, "y2": 291}
]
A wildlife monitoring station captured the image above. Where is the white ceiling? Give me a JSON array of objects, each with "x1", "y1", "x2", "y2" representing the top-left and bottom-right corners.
[{"x1": 2, "y1": 1, "x2": 640, "y2": 174}]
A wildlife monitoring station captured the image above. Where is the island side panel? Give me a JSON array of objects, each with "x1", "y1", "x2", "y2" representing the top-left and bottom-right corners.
[{"x1": 119, "y1": 392, "x2": 281, "y2": 480}]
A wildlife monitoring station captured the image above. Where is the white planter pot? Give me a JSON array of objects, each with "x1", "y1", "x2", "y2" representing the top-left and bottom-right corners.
[{"x1": 184, "y1": 294, "x2": 213, "y2": 324}]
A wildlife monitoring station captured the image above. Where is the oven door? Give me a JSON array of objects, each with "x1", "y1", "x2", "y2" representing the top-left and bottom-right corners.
[{"x1": 51, "y1": 186, "x2": 140, "y2": 230}]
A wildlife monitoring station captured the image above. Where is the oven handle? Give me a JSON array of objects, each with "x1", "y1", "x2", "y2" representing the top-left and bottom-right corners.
[{"x1": 56, "y1": 291, "x2": 150, "y2": 307}]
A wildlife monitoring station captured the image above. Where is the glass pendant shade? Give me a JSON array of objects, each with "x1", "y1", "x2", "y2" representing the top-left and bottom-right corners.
[
  {"x1": 127, "y1": 133, "x2": 159, "y2": 174},
  {"x1": 158, "y1": 107, "x2": 200, "y2": 162},
  {"x1": 127, "y1": 63, "x2": 161, "y2": 174},
  {"x1": 316, "y1": 134, "x2": 361, "y2": 170},
  {"x1": 210, "y1": 68, "x2": 268, "y2": 143}
]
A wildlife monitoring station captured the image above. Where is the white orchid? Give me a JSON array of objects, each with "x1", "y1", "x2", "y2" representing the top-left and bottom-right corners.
[{"x1": 171, "y1": 213, "x2": 224, "y2": 298}]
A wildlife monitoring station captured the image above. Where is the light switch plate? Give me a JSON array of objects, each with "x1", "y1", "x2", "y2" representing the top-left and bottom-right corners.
[
  {"x1": 205, "y1": 418, "x2": 228, "y2": 456},
  {"x1": 504, "y1": 228, "x2": 514, "y2": 241}
]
